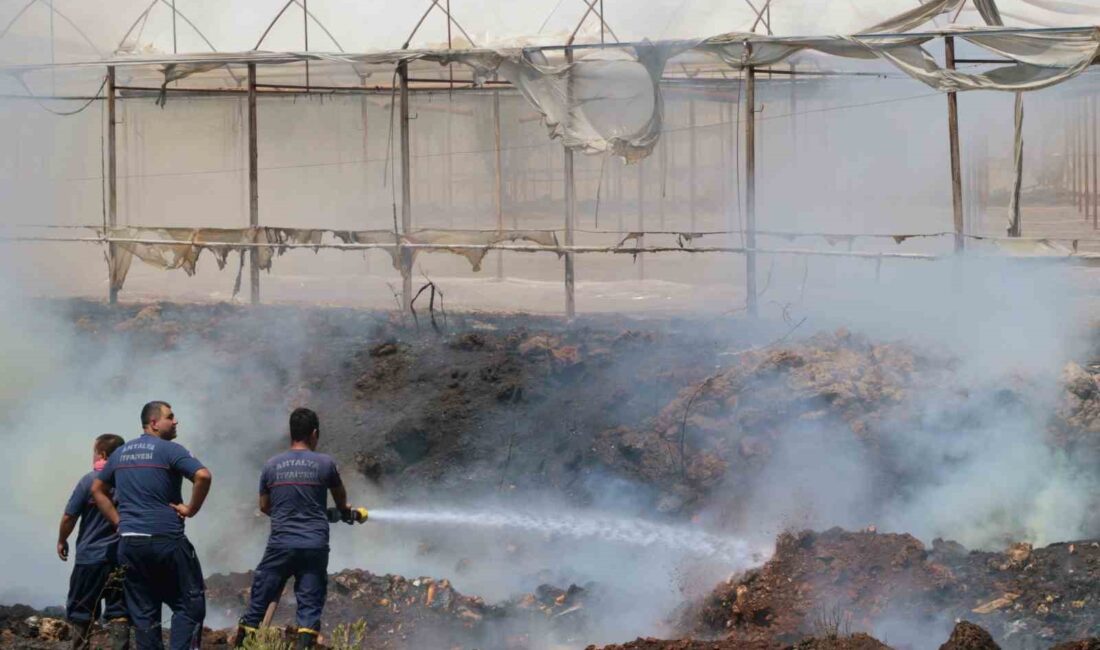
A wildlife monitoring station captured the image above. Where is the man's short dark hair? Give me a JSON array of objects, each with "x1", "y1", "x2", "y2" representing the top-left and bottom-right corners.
[
  {"x1": 141, "y1": 401, "x2": 171, "y2": 427},
  {"x1": 95, "y1": 433, "x2": 125, "y2": 457},
  {"x1": 290, "y1": 408, "x2": 319, "y2": 442}
]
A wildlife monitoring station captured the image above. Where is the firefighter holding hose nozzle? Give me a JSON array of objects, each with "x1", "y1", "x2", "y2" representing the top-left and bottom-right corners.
[{"x1": 233, "y1": 408, "x2": 365, "y2": 649}]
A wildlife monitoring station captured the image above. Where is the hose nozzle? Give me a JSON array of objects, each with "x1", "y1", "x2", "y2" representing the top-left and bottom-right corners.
[{"x1": 326, "y1": 507, "x2": 369, "y2": 525}]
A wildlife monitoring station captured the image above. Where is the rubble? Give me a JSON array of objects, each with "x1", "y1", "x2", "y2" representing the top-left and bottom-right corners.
[
  {"x1": 592, "y1": 330, "x2": 935, "y2": 511},
  {"x1": 939, "y1": 622, "x2": 1000, "y2": 650},
  {"x1": 1052, "y1": 362, "x2": 1100, "y2": 462},
  {"x1": 206, "y1": 568, "x2": 596, "y2": 649},
  {"x1": 586, "y1": 632, "x2": 890, "y2": 650},
  {"x1": 6, "y1": 302, "x2": 1099, "y2": 649},
  {"x1": 206, "y1": 569, "x2": 502, "y2": 648},
  {"x1": 689, "y1": 529, "x2": 1100, "y2": 649}
]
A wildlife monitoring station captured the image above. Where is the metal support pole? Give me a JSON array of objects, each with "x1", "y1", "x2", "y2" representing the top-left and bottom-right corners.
[
  {"x1": 399, "y1": 62, "x2": 413, "y2": 311},
  {"x1": 1081, "y1": 98, "x2": 1087, "y2": 215},
  {"x1": 445, "y1": 96, "x2": 454, "y2": 224},
  {"x1": 1008, "y1": 96, "x2": 1023, "y2": 237},
  {"x1": 637, "y1": 158, "x2": 645, "y2": 280},
  {"x1": 107, "y1": 66, "x2": 118, "y2": 304},
  {"x1": 745, "y1": 62, "x2": 758, "y2": 317},
  {"x1": 1063, "y1": 104, "x2": 1070, "y2": 200},
  {"x1": 248, "y1": 63, "x2": 260, "y2": 304},
  {"x1": 616, "y1": 159, "x2": 624, "y2": 234},
  {"x1": 789, "y1": 62, "x2": 796, "y2": 144},
  {"x1": 1074, "y1": 101, "x2": 1081, "y2": 213},
  {"x1": 945, "y1": 36, "x2": 965, "y2": 252},
  {"x1": 689, "y1": 98, "x2": 697, "y2": 230},
  {"x1": 564, "y1": 47, "x2": 576, "y2": 319},
  {"x1": 1073, "y1": 104, "x2": 1079, "y2": 206},
  {"x1": 493, "y1": 89, "x2": 504, "y2": 279},
  {"x1": 1086, "y1": 97, "x2": 1092, "y2": 222},
  {"x1": 359, "y1": 76, "x2": 370, "y2": 273},
  {"x1": 303, "y1": 0, "x2": 310, "y2": 90},
  {"x1": 1086, "y1": 95, "x2": 1095, "y2": 228},
  {"x1": 659, "y1": 134, "x2": 667, "y2": 228}
]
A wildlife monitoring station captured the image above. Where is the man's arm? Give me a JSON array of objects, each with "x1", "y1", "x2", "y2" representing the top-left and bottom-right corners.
[
  {"x1": 258, "y1": 493, "x2": 271, "y2": 516},
  {"x1": 171, "y1": 468, "x2": 212, "y2": 519},
  {"x1": 330, "y1": 483, "x2": 349, "y2": 512},
  {"x1": 56, "y1": 514, "x2": 77, "y2": 561},
  {"x1": 91, "y1": 479, "x2": 120, "y2": 528}
]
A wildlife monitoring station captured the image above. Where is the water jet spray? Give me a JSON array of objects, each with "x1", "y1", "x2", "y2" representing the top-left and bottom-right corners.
[{"x1": 364, "y1": 507, "x2": 756, "y2": 566}]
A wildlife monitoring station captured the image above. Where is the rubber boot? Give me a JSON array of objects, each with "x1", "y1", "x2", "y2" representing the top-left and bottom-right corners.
[
  {"x1": 107, "y1": 618, "x2": 130, "y2": 650},
  {"x1": 295, "y1": 629, "x2": 318, "y2": 649},
  {"x1": 69, "y1": 621, "x2": 93, "y2": 650}
]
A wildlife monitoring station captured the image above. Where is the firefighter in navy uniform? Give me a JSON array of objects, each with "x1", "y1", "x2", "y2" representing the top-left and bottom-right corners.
[
  {"x1": 92, "y1": 401, "x2": 213, "y2": 650},
  {"x1": 234, "y1": 407, "x2": 361, "y2": 649},
  {"x1": 58, "y1": 433, "x2": 130, "y2": 650}
]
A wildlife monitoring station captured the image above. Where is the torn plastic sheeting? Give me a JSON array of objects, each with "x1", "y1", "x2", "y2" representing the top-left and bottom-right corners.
[
  {"x1": 144, "y1": 1, "x2": 1088, "y2": 164},
  {"x1": 154, "y1": 42, "x2": 687, "y2": 162},
  {"x1": 870, "y1": 30, "x2": 1100, "y2": 92},
  {"x1": 103, "y1": 226, "x2": 294, "y2": 292},
  {"x1": 408, "y1": 229, "x2": 561, "y2": 271},
  {"x1": 697, "y1": 27, "x2": 1100, "y2": 92},
  {"x1": 458, "y1": 41, "x2": 693, "y2": 162},
  {"x1": 333, "y1": 228, "x2": 562, "y2": 271}
]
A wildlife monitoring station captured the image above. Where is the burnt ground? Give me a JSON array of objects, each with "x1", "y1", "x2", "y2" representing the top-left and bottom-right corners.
[
  {"x1": 688, "y1": 529, "x2": 1099, "y2": 648},
  {"x1": 3, "y1": 300, "x2": 1100, "y2": 649},
  {"x1": 57, "y1": 299, "x2": 750, "y2": 510}
]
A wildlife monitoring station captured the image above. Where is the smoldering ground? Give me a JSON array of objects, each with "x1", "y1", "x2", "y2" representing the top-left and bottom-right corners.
[{"x1": 0, "y1": 252, "x2": 1096, "y2": 647}]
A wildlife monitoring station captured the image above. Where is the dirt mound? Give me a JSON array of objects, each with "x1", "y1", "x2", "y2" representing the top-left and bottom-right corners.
[
  {"x1": 690, "y1": 529, "x2": 1100, "y2": 649},
  {"x1": 206, "y1": 568, "x2": 595, "y2": 649},
  {"x1": 939, "y1": 622, "x2": 1000, "y2": 650},
  {"x1": 1050, "y1": 640, "x2": 1100, "y2": 650},
  {"x1": 592, "y1": 330, "x2": 936, "y2": 512},
  {"x1": 1052, "y1": 362, "x2": 1100, "y2": 460},
  {"x1": 587, "y1": 639, "x2": 780, "y2": 650},
  {"x1": 207, "y1": 569, "x2": 501, "y2": 648},
  {"x1": 587, "y1": 633, "x2": 890, "y2": 650}
]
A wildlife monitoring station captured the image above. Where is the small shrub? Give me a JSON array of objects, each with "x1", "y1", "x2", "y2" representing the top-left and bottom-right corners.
[
  {"x1": 328, "y1": 619, "x2": 367, "y2": 650},
  {"x1": 811, "y1": 603, "x2": 852, "y2": 640}
]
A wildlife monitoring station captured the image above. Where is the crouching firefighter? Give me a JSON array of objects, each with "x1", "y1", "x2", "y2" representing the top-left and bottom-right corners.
[
  {"x1": 234, "y1": 408, "x2": 365, "y2": 649},
  {"x1": 58, "y1": 434, "x2": 130, "y2": 650}
]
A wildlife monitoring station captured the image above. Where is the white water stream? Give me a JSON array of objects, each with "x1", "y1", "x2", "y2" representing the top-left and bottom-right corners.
[{"x1": 368, "y1": 508, "x2": 755, "y2": 565}]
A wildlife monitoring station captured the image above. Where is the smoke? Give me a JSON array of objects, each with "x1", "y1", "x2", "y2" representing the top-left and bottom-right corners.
[
  {"x1": 0, "y1": 20, "x2": 1095, "y2": 650},
  {"x1": 752, "y1": 254, "x2": 1098, "y2": 549}
]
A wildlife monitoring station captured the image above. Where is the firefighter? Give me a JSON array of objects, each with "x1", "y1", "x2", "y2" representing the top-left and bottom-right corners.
[
  {"x1": 234, "y1": 407, "x2": 356, "y2": 649},
  {"x1": 92, "y1": 401, "x2": 212, "y2": 650},
  {"x1": 58, "y1": 433, "x2": 130, "y2": 650}
]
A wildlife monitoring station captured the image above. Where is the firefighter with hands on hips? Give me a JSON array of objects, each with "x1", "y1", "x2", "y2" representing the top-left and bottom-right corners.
[
  {"x1": 91, "y1": 401, "x2": 213, "y2": 650},
  {"x1": 234, "y1": 407, "x2": 365, "y2": 649},
  {"x1": 58, "y1": 433, "x2": 131, "y2": 650}
]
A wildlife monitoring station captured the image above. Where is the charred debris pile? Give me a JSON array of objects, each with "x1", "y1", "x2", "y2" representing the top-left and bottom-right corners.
[{"x1": 9, "y1": 300, "x2": 1097, "y2": 649}]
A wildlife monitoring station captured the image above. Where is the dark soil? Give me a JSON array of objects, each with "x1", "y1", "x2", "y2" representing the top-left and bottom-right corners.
[
  {"x1": 689, "y1": 529, "x2": 1100, "y2": 649},
  {"x1": 6, "y1": 300, "x2": 1100, "y2": 650}
]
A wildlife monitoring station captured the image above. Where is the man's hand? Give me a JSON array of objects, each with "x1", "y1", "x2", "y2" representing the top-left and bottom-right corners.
[
  {"x1": 57, "y1": 514, "x2": 77, "y2": 561},
  {"x1": 171, "y1": 503, "x2": 198, "y2": 519}
]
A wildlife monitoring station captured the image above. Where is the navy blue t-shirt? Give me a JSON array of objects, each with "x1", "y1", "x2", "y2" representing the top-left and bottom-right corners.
[
  {"x1": 98, "y1": 434, "x2": 206, "y2": 537},
  {"x1": 259, "y1": 450, "x2": 342, "y2": 549},
  {"x1": 64, "y1": 471, "x2": 119, "y2": 565}
]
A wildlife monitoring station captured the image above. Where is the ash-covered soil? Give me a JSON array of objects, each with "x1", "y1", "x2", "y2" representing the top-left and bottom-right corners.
[
  {"x1": 688, "y1": 529, "x2": 1099, "y2": 648},
  {"x1": 5, "y1": 300, "x2": 1099, "y2": 649},
  {"x1": 59, "y1": 299, "x2": 748, "y2": 510}
]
